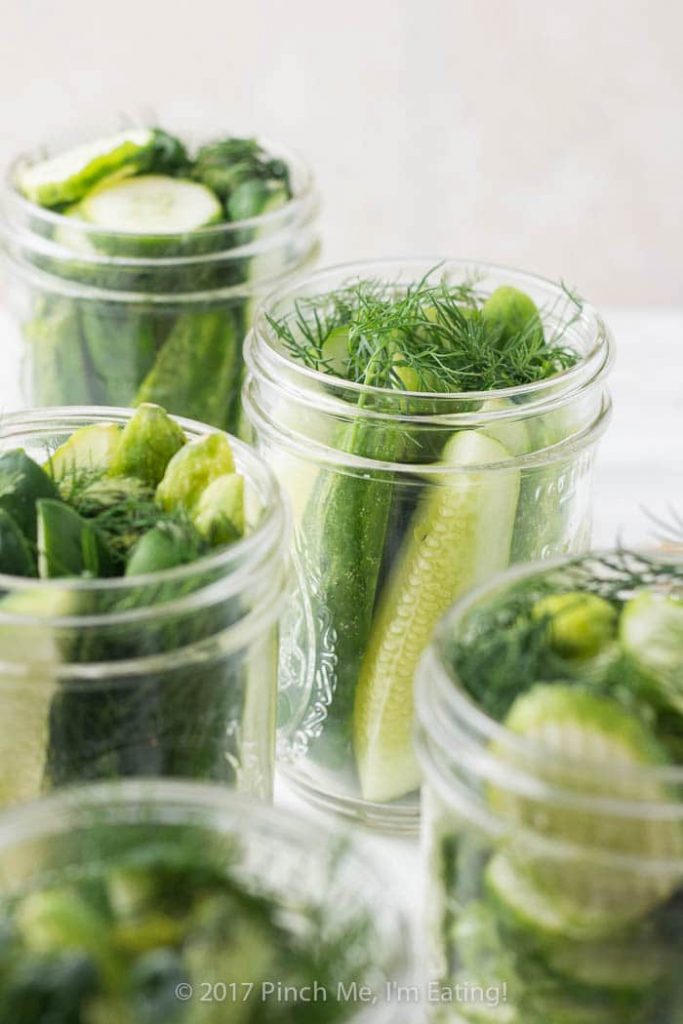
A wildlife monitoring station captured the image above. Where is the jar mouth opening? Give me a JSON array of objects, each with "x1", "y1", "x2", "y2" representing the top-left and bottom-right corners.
[
  {"x1": 0, "y1": 405, "x2": 286, "y2": 603},
  {"x1": 5, "y1": 134, "x2": 317, "y2": 242},
  {"x1": 417, "y1": 551, "x2": 683, "y2": 805},
  {"x1": 250, "y1": 257, "x2": 614, "y2": 413}
]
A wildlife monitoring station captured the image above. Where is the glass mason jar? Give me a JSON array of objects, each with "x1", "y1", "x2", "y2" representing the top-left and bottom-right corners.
[
  {"x1": 416, "y1": 554, "x2": 683, "y2": 1024},
  {"x1": 243, "y1": 260, "x2": 613, "y2": 831},
  {"x1": 0, "y1": 779, "x2": 409, "y2": 1022},
  {"x1": 0, "y1": 131, "x2": 319, "y2": 433},
  {"x1": 0, "y1": 406, "x2": 287, "y2": 806}
]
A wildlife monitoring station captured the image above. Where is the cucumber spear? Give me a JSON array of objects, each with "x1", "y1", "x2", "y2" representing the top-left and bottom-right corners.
[{"x1": 353, "y1": 431, "x2": 520, "y2": 802}]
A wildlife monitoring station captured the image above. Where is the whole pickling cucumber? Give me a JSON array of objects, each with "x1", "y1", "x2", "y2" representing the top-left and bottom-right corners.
[{"x1": 299, "y1": 415, "x2": 403, "y2": 771}]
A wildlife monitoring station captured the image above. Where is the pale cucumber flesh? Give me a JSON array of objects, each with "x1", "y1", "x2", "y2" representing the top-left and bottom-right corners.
[
  {"x1": 17, "y1": 129, "x2": 155, "y2": 207},
  {"x1": 79, "y1": 174, "x2": 222, "y2": 234},
  {"x1": 0, "y1": 588, "x2": 74, "y2": 805},
  {"x1": 489, "y1": 686, "x2": 682, "y2": 935},
  {"x1": 353, "y1": 430, "x2": 520, "y2": 802},
  {"x1": 47, "y1": 423, "x2": 122, "y2": 482}
]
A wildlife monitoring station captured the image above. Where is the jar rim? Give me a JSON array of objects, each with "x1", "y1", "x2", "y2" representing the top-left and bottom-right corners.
[
  {"x1": 249, "y1": 257, "x2": 614, "y2": 410},
  {"x1": 0, "y1": 405, "x2": 287, "y2": 603},
  {"x1": 416, "y1": 550, "x2": 683, "y2": 808}
]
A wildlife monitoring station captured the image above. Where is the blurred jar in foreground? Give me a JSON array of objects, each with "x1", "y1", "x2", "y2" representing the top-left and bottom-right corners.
[
  {"x1": 0, "y1": 780, "x2": 409, "y2": 1022},
  {"x1": 416, "y1": 550, "x2": 683, "y2": 1023}
]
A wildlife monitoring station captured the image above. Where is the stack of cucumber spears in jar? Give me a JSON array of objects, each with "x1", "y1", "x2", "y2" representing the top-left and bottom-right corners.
[
  {"x1": 4, "y1": 125, "x2": 319, "y2": 429},
  {"x1": 1, "y1": 121, "x2": 681, "y2": 1024},
  {"x1": 245, "y1": 261, "x2": 612, "y2": 827}
]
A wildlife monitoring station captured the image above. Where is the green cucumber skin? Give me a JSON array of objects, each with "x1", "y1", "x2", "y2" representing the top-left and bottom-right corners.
[
  {"x1": 444, "y1": 904, "x2": 670, "y2": 1022},
  {"x1": 135, "y1": 307, "x2": 243, "y2": 433},
  {"x1": 78, "y1": 303, "x2": 160, "y2": 408},
  {"x1": 0, "y1": 449, "x2": 59, "y2": 545},
  {"x1": 24, "y1": 296, "x2": 247, "y2": 434},
  {"x1": 25, "y1": 298, "x2": 96, "y2": 407},
  {"x1": 0, "y1": 509, "x2": 36, "y2": 576},
  {"x1": 300, "y1": 420, "x2": 400, "y2": 769},
  {"x1": 44, "y1": 576, "x2": 251, "y2": 790}
]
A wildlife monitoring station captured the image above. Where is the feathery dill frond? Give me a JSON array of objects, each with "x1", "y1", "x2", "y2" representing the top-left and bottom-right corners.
[{"x1": 267, "y1": 267, "x2": 579, "y2": 394}]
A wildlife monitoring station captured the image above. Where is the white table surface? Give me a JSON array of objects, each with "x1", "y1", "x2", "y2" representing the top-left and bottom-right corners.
[{"x1": 1, "y1": 306, "x2": 682, "y2": 935}]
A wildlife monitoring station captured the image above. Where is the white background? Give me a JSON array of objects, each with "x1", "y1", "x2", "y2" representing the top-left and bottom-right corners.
[{"x1": 2, "y1": 0, "x2": 682, "y2": 305}]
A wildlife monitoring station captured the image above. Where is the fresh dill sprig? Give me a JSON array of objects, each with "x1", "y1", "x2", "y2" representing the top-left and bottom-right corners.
[
  {"x1": 267, "y1": 268, "x2": 579, "y2": 394},
  {"x1": 560, "y1": 549, "x2": 683, "y2": 601},
  {"x1": 56, "y1": 464, "x2": 199, "y2": 566},
  {"x1": 646, "y1": 506, "x2": 683, "y2": 553}
]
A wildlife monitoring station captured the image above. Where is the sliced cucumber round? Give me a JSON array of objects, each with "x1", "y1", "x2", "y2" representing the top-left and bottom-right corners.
[
  {"x1": 16, "y1": 129, "x2": 156, "y2": 208},
  {"x1": 489, "y1": 685, "x2": 682, "y2": 936},
  {"x1": 48, "y1": 423, "x2": 122, "y2": 484},
  {"x1": 501, "y1": 684, "x2": 666, "y2": 777},
  {"x1": 79, "y1": 174, "x2": 222, "y2": 234},
  {"x1": 545, "y1": 931, "x2": 669, "y2": 993},
  {"x1": 487, "y1": 851, "x2": 650, "y2": 944},
  {"x1": 621, "y1": 590, "x2": 683, "y2": 709}
]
